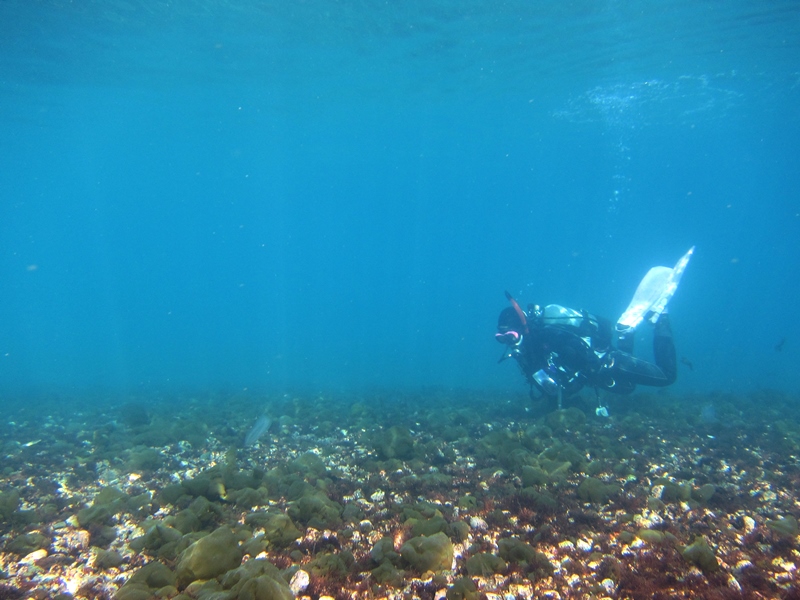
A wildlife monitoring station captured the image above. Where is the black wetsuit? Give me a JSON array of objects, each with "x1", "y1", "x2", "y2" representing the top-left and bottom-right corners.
[{"x1": 504, "y1": 308, "x2": 677, "y2": 397}]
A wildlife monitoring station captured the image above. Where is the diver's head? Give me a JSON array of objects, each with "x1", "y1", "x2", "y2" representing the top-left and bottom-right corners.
[{"x1": 496, "y1": 306, "x2": 524, "y2": 345}]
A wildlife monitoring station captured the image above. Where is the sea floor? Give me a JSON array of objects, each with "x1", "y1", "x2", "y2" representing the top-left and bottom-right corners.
[{"x1": 0, "y1": 388, "x2": 799, "y2": 600}]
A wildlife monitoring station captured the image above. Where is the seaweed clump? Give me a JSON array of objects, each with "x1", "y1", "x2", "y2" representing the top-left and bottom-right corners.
[
  {"x1": 175, "y1": 526, "x2": 244, "y2": 587},
  {"x1": 497, "y1": 537, "x2": 553, "y2": 581},
  {"x1": 465, "y1": 552, "x2": 506, "y2": 576},
  {"x1": 0, "y1": 491, "x2": 21, "y2": 528},
  {"x1": 577, "y1": 477, "x2": 619, "y2": 504},
  {"x1": 680, "y1": 535, "x2": 719, "y2": 573},
  {"x1": 766, "y1": 515, "x2": 799, "y2": 537},
  {"x1": 400, "y1": 532, "x2": 453, "y2": 572}
]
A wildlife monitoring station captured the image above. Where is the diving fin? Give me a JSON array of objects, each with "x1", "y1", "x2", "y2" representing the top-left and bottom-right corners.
[{"x1": 617, "y1": 246, "x2": 694, "y2": 330}]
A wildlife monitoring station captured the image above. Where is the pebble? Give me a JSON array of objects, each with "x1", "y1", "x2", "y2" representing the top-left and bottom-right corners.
[
  {"x1": 727, "y1": 575, "x2": 742, "y2": 591},
  {"x1": 733, "y1": 559, "x2": 754, "y2": 574},
  {"x1": 469, "y1": 516, "x2": 488, "y2": 531},
  {"x1": 20, "y1": 549, "x2": 47, "y2": 564},
  {"x1": 359, "y1": 519, "x2": 373, "y2": 533},
  {"x1": 743, "y1": 515, "x2": 756, "y2": 534},
  {"x1": 290, "y1": 569, "x2": 310, "y2": 594},
  {"x1": 60, "y1": 529, "x2": 90, "y2": 551}
]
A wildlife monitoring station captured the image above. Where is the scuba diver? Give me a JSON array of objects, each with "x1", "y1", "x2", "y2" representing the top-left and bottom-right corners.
[{"x1": 496, "y1": 247, "x2": 694, "y2": 411}]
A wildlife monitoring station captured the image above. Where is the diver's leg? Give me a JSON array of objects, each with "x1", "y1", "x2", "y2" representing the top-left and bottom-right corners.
[
  {"x1": 652, "y1": 313, "x2": 677, "y2": 385},
  {"x1": 606, "y1": 314, "x2": 676, "y2": 388}
]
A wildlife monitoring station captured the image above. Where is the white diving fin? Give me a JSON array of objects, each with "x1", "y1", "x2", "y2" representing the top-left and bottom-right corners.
[{"x1": 617, "y1": 246, "x2": 695, "y2": 330}]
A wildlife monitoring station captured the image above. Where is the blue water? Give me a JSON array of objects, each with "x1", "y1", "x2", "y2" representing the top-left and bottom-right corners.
[{"x1": 1, "y1": 1, "x2": 798, "y2": 397}]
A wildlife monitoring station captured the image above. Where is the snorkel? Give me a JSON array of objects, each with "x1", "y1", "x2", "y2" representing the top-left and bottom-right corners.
[{"x1": 504, "y1": 290, "x2": 529, "y2": 335}]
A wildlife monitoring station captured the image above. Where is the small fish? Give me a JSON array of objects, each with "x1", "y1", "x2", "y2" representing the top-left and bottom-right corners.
[
  {"x1": 244, "y1": 415, "x2": 272, "y2": 447},
  {"x1": 680, "y1": 356, "x2": 694, "y2": 371},
  {"x1": 775, "y1": 337, "x2": 786, "y2": 352}
]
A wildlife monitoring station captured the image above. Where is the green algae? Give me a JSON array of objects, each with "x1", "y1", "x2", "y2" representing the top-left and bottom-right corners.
[
  {"x1": 520, "y1": 465, "x2": 550, "y2": 487},
  {"x1": 243, "y1": 512, "x2": 302, "y2": 548},
  {"x1": 161, "y1": 460, "x2": 268, "y2": 507},
  {"x1": 654, "y1": 479, "x2": 693, "y2": 503},
  {"x1": 118, "y1": 402, "x2": 152, "y2": 428},
  {"x1": 188, "y1": 496, "x2": 224, "y2": 528},
  {"x1": 692, "y1": 483, "x2": 716, "y2": 503},
  {"x1": 169, "y1": 509, "x2": 202, "y2": 534},
  {"x1": 636, "y1": 529, "x2": 665, "y2": 544},
  {"x1": 75, "y1": 488, "x2": 125, "y2": 546},
  {"x1": 766, "y1": 515, "x2": 799, "y2": 537},
  {"x1": 540, "y1": 440, "x2": 585, "y2": 472},
  {"x1": 577, "y1": 477, "x2": 619, "y2": 504},
  {"x1": 126, "y1": 446, "x2": 163, "y2": 472},
  {"x1": 497, "y1": 537, "x2": 538, "y2": 563},
  {"x1": 371, "y1": 560, "x2": 405, "y2": 587},
  {"x1": 241, "y1": 534, "x2": 268, "y2": 558},
  {"x1": 585, "y1": 460, "x2": 606, "y2": 476},
  {"x1": 341, "y1": 502, "x2": 364, "y2": 524},
  {"x1": 612, "y1": 461, "x2": 634, "y2": 478},
  {"x1": 402, "y1": 503, "x2": 442, "y2": 521},
  {"x1": 127, "y1": 561, "x2": 177, "y2": 589},
  {"x1": 126, "y1": 493, "x2": 155, "y2": 518},
  {"x1": 129, "y1": 522, "x2": 184, "y2": 557},
  {"x1": 441, "y1": 425, "x2": 469, "y2": 442},
  {"x1": 446, "y1": 577, "x2": 479, "y2": 600},
  {"x1": 417, "y1": 472, "x2": 454, "y2": 488},
  {"x1": 77, "y1": 485, "x2": 130, "y2": 530},
  {"x1": 465, "y1": 552, "x2": 507, "y2": 576},
  {"x1": 7, "y1": 531, "x2": 48, "y2": 555},
  {"x1": 289, "y1": 452, "x2": 327, "y2": 477},
  {"x1": 539, "y1": 458, "x2": 572, "y2": 480},
  {"x1": 400, "y1": 503, "x2": 468, "y2": 541},
  {"x1": 458, "y1": 495, "x2": 478, "y2": 509},
  {"x1": 77, "y1": 504, "x2": 113, "y2": 528},
  {"x1": 235, "y1": 575, "x2": 294, "y2": 600},
  {"x1": 94, "y1": 548, "x2": 124, "y2": 569},
  {"x1": 0, "y1": 489, "x2": 22, "y2": 528},
  {"x1": 94, "y1": 486, "x2": 128, "y2": 506},
  {"x1": 227, "y1": 487, "x2": 269, "y2": 509},
  {"x1": 217, "y1": 558, "x2": 294, "y2": 600},
  {"x1": 476, "y1": 430, "x2": 528, "y2": 470},
  {"x1": 400, "y1": 532, "x2": 453, "y2": 572},
  {"x1": 308, "y1": 553, "x2": 348, "y2": 578},
  {"x1": 618, "y1": 531, "x2": 636, "y2": 544},
  {"x1": 680, "y1": 535, "x2": 719, "y2": 573},
  {"x1": 449, "y1": 520, "x2": 470, "y2": 542},
  {"x1": 370, "y1": 536, "x2": 401, "y2": 565},
  {"x1": 175, "y1": 526, "x2": 244, "y2": 588},
  {"x1": 114, "y1": 585, "x2": 154, "y2": 600},
  {"x1": 376, "y1": 426, "x2": 416, "y2": 460},
  {"x1": 180, "y1": 475, "x2": 227, "y2": 502},
  {"x1": 545, "y1": 407, "x2": 586, "y2": 432},
  {"x1": 287, "y1": 492, "x2": 342, "y2": 529},
  {"x1": 497, "y1": 538, "x2": 554, "y2": 581},
  {"x1": 115, "y1": 561, "x2": 177, "y2": 600},
  {"x1": 519, "y1": 487, "x2": 557, "y2": 510},
  {"x1": 409, "y1": 514, "x2": 449, "y2": 537},
  {"x1": 158, "y1": 484, "x2": 186, "y2": 506}
]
